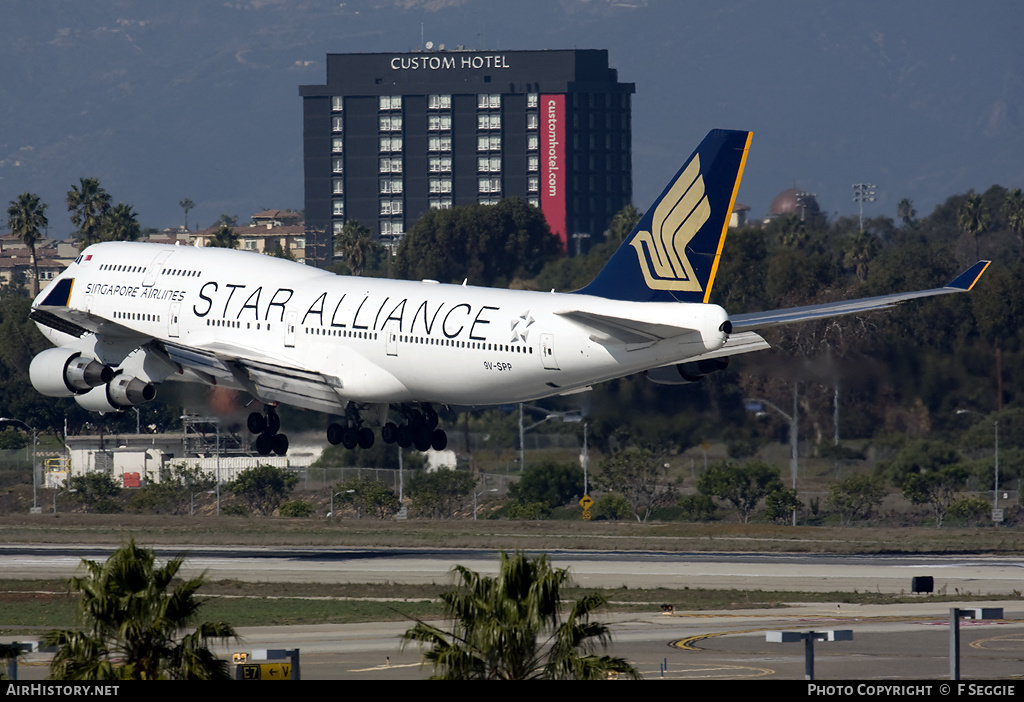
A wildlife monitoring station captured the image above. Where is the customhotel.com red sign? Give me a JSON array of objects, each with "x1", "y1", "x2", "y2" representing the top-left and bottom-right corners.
[{"x1": 541, "y1": 94, "x2": 567, "y2": 251}]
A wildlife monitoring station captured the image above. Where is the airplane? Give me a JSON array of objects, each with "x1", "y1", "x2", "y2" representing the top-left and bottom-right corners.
[{"x1": 28, "y1": 129, "x2": 990, "y2": 456}]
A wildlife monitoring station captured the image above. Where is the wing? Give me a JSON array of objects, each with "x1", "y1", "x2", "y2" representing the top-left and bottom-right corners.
[{"x1": 730, "y1": 261, "x2": 990, "y2": 332}]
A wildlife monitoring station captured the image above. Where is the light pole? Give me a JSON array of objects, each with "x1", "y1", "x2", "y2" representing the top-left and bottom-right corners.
[
  {"x1": 852, "y1": 183, "x2": 876, "y2": 232},
  {"x1": 518, "y1": 403, "x2": 582, "y2": 471},
  {"x1": 744, "y1": 385, "x2": 799, "y2": 526},
  {"x1": 956, "y1": 409, "x2": 1000, "y2": 514},
  {"x1": 0, "y1": 418, "x2": 38, "y2": 511}
]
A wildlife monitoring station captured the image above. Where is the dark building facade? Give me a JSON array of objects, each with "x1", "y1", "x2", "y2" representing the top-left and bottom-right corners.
[{"x1": 299, "y1": 49, "x2": 634, "y2": 267}]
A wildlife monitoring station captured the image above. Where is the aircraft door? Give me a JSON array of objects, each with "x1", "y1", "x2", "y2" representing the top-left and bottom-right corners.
[
  {"x1": 143, "y1": 250, "x2": 173, "y2": 287},
  {"x1": 540, "y1": 333, "x2": 559, "y2": 370},
  {"x1": 169, "y1": 302, "x2": 180, "y2": 338},
  {"x1": 385, "y1": 320, "x2": 399, "y2": 357},
  {"x1": 284, "y1": 311, "x2": 297, "y2": 348}
]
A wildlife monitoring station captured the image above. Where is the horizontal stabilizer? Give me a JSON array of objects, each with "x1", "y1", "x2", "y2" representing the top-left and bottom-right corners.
[{"x1": 731, "y1": 261, "x2": 991, "y2": 332}]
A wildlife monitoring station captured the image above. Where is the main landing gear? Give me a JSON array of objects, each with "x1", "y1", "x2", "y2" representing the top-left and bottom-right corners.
[
  {"x1": 248, "y1": 406, "x2": 289, "y2": 456},
  {"x1": 326, "y1": 404, "x2": 448, "y2": 452}
]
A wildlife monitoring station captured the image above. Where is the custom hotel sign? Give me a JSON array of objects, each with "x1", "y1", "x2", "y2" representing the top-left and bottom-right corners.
[{"x1": 541, "y1": 94, "x2": 567, "y2": 250}]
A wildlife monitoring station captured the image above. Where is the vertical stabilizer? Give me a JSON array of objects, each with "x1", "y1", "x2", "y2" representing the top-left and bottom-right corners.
[{"x1": 577, "y1": 129, "x2": 752, "y2": 303}]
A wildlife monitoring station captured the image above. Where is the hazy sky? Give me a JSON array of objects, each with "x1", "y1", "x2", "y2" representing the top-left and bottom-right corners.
[{"x1": 1, "y1": 0, "x2": 1021, "y2": 234}]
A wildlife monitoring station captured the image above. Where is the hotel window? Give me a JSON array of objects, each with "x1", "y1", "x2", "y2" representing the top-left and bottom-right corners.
[
  {"x1": 477, "y1": 135, "x2": 501, "y2": 152},
  {"x1": 333, "y1": 200, "x2": 345, "y2": 216},
  {"x1": 379, "y1": 114, "x2": 403, "y2": 131},
  {"x1": 244, "y1": 239, "x2": 258, "y2": 251},
  {"x1": 331, "y1": 96, "x2": 344, "y2": 112},
  {"x1": 428, "y1": 114, "x2": 452, "y2": 131},
  {"x1": 428, "y1": 135, "x2": 452, "y2": 152},
  {"x1": 380, "y1": 220, "x2": 405, "y2": 236},
  {"x1": 477, "y1": 156, "x2": 501, "y2": 173},
  {"x1": 528, "y1": 176, "x2": 539, "y2": 193},
  {"x1": 332, "y1": 137, "x2": 344, "y2": 153},
  {"x1": 479, "y1": 195, "x2": 501, "y2": 205},
  {"x1": 478, "y1": 177, "x2": 501, "y2": 194},
  {"x1": 526, "y1": 113, "x2": 539, "y2": 130},
  {"x1": 477, "y1": 93, "x2": 501, "y2": 110},
  {"x1": 477, "y1": 113, "x2": 501, "y2": 130},
  {"x1": 527, "y1": 134, "x2": 539, "y2": 150},
  {"x1": 527, "y1": 155, "x2": 539, "y2": 172},
  {"x1": 527, "y1": 93, "x2": 539, "y2": 108},
  {"x1": 429, "y1": 177, "x2": 453, "y2": 194},
  {"x1": 379, "y1": 136, "x2": 403, "y2": 152},
  {"x1": 332, "y1": 158, "x2": 344, "y2": 174},
  {"x1": 380, "y1": 199, "x2": 403, "y2": 215},
  {"x1": 379, "y1": 157, "x2": 403, "y2": 174},
  {"x1": 294, "y1": 237, "x2": 305, "y2": 249},
  {"x1": 332, "y1": 116, "x2": 344, "y2": 132},
  {"x1": 429, "y1": 156, "x2": 452, "y2": 173},
  {"x1": 379, "y1": 95, "x2": 402, "y2": 111},
  {"x1": 332, "y1": 178, "x2": 344, "y2": 194},
  {"x1": 528, "y1": 196, "x2": 540, "y2": 207},
  {"x1": 379, "y1": 178, "x2": 403, "y2": 194},
  {"x1": 429, "y1": 196, "x2": 453, "y2": 210},
  {"x1": 333, "y1": 221, "x2": 345, "y2": 235},
  {"x1": 428, "y1": 94, "x2": 452, "y2": 110}
]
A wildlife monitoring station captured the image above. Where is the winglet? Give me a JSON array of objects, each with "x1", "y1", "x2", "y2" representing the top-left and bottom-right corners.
[{"x1": 947, "y1": 261, "x2": 991, "y2": 291}]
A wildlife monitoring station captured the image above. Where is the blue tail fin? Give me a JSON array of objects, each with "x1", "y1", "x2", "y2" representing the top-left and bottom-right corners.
[{"x1": 577, "y1": 129, "x2": 752, "y2": 303}]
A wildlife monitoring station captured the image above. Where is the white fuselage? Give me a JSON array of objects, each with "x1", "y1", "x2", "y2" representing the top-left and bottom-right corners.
[{"x1": 35, "y1": 242, "x2": 730, "y2": 413}]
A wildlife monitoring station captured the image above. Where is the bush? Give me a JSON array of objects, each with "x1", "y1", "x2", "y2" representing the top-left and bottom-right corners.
[
  {"x1": 278, "y1": 500, "x2": 314, "y2": 517},
  {"x1": 592, "y1": 493, "x2": 632, "y2": 521}
]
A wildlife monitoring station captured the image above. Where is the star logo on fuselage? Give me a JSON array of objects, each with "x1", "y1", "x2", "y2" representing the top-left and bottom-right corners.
[{"x1": 510, "y1": 310, "x2": 534, "y2": 343}]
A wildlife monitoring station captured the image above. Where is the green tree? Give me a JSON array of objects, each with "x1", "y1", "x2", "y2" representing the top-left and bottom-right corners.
[
  {"x1": 401, "y1": 551, "x2": 639, "y2": 680},
  {"x1": 44, "y1": 539, "x2": 236, "y2": 680},
  {"x1": 958, "y1": 192, "x2": 990, "y2": 260},
  {"x1": 333, "y1": 476, "x2": 401, "y2": 519},
  {"x1": 697, "y1": 461, "x2": 783, "y2": 523},
  {"x1": 507, "y1": 461, "x2": 584, "y2": 510},
  {"x1": 7, "y1": 192, "x2": 48, "y2": 295},
  {"x1": 897, "y1": 198, "x2": 917, "y2": 227},
  {"x1": 67, "y1": 177, "x2": 112, "y2": 249},
  {"x1": 179, "y1": 198, "x2": 195, "y2": 231},
  {"x1": 901, "y1": 466, "x2": 968, "y2": 528},
  {"x1": 333, "y1": 220, "x2": 382, "y2": 277},
  {"x1": 826, "y1": 474, "x2": 887, "y2": 525},
  {"x1": 1001, "y1": 188, "x2": 1024, "y2": 243},
  {"x1": 227, "y1": 464, "x2": 298, "y2": 515},
  {"x1": 69, "y1": 473, "x2": 122, "y2": 513},
  {"x1": 594, "y1": 447, "x2": 677, "y2": 523},
  {"x1": 102, "y1": 203, "x2": 141, "y2": 243},
  {"x1": 205, "y1": 224, "x2": 239, "y2": 249},
  {"x1": 407, "y1": 469, "x2": 475, "y2": 519},
  {"x1": 764, "y1": 486, "x2": 803, "y2": 523},
  {"x1": 395, "y1": 198, "x2": 560, "y2": 287},
  {"x1": 129, "y1": 464, "x2": 216, "y2": 516}
]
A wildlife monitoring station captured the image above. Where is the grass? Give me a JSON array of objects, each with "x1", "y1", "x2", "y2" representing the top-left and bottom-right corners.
[{"x1": 1, "y1": 577, "x2": 1018, "y2": 638}]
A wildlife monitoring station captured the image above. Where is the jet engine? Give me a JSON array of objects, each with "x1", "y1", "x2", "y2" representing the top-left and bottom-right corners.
[
  {"x1": 644, "y1": 357, "x2": 729, "y2": 385},
  {"x1": 74, "y1": 373, "x2": 157, "y2": 413},
  {"x1": 29, "y1": 347, "x2": 114, "y2": 397}
]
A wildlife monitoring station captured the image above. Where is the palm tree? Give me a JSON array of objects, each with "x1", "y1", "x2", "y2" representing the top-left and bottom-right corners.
[
  {"x1": 103, "y1": 203, "x2": 141, "y2": 242},
  {"x1": 958, "y1": 192, "x2": 989, "y2": 260},
  {"x1": 7, "y1": 192, "x2": 48, "y2": 295},
  {"x1": 179, "y1": 198, "x2": 195, "y2": 232},
  {"x1": 1001, "y1": 188, "x2": 1024, "y2": 243},
  {"x1": 67, "y1": 177, "x2": 112, "y2": 249},
  {"x1": 401, "y1": 551, "x2": 639, "y2": 680},
  {"x1": 44, "y1": 539, "x2": 236, "y2": 680},
  {"x1": 206, "y1": 224, "x2": 239, "y2": 249},
  {"x1": 897, "y1": 198, "x2": 917, "y2": 228},
  {"x1": 334, "y1": 219, "x2": 378, "y2": 276}
]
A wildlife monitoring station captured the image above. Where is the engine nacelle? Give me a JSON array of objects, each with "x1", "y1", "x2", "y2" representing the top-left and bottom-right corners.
[
  {"x1": 29, "y1": 347, "x2": 114, "y2": 397},
  {"x1": 645, "y1": 357, "x2": 729, "y2": 385},
  {"x1": 74, "y1": 374, "x2": 157, "y2": 413}
]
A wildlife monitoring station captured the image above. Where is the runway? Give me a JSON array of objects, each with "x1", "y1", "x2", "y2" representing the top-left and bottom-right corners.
[{"x1": 1, "y1": 544, "x2": 1022, "y2": 595}]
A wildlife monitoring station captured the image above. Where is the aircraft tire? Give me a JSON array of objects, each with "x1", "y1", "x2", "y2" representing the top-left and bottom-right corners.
[
  {"x1": 358, "y1": 427, "x2": 375, "y2": 449},
  {"x1": 254, "y1": 433, "x2": 272, "y2": 455},
  {"x1": 381, "y1": 422, "x2": 398, "y2": 444},
  {"x1": 396, "y1": 425, "x2": 413, "y2": 448},
  {"x1": 341, "y1": 427, "x2": 359, "y2": 450},
  {"x1": 272, "y1": 433, "x2": 289, "y2": 456},
  {"x1": 424, "y1": 407, "x2": 439, "y2": 429},
  {"x1": 413, "y1": 427, "x2": 432, "y2": 452},
  {"x1": 430, "y1": 429, "x2": 447, "y2": 451},
  {"x1": 266, "y1": 411, "x2": 281, "y2": 436},
  {"x1": 247, "y1": 412, "x2": 265, "y2": 434},
  {"x1": 326, "y1": 423, "x2": 344, "y2": 445}
]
